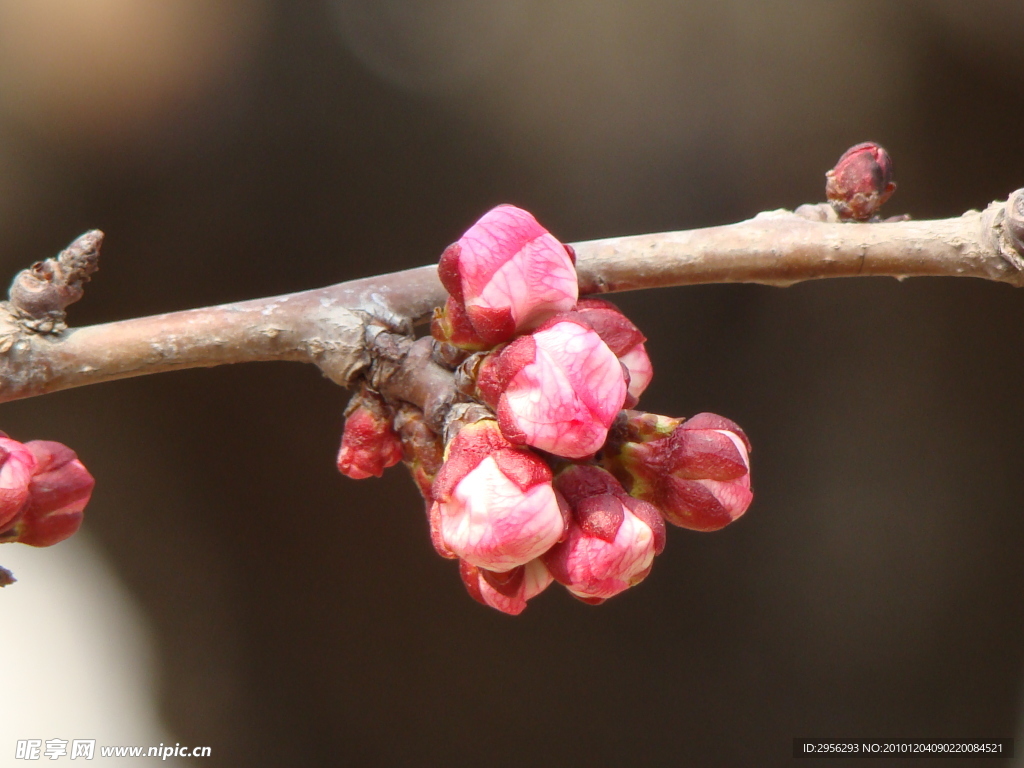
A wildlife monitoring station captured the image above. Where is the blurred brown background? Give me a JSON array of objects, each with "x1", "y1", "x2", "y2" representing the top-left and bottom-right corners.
[{"x1": 2, "y1": 1, "x2": 1024, "y2": 766}]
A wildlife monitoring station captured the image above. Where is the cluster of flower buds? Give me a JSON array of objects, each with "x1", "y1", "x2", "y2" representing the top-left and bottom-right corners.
[
  {"x1": 0, "y1": 433, "x2": 94, "y2": 571},
  {"x1": 337, "y1": 204, "x2": 753, "y2": 614}
]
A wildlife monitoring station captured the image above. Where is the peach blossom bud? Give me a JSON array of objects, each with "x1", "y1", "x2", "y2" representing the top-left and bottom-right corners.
[
  {"x1": 572, "y1": 298, "x2": 653, "y2": 405},
  {"x1": 476, "y1": 316, "x2": 627, "y2": 459},
  {"x1": 826, "y1": 141, "x2": 896, "y2": 221},
  {"x1": 5, "y1": 441, "x2": 93, "y2": 547},
  {"x1": 336, "y1": 389, "x2": 403, "y2": 480},
  {"x1": 0, "y1": 437, "x2": 36, "y2": 530},
  {"x1": 459, "y1": 558, "x2": 553, "y2": 615},
  {"x1": 432, "y1": 419, "x2": 568, "y2": 572},
  {"x1": 543, "y1": 464, "x2": 665, "y2": 603},
  {"x1": 619, "y1": 412, "x2": 752, "y2": 532},
  {"x1": 433, "y1": 204, "x2": 578, "y2": 349}
]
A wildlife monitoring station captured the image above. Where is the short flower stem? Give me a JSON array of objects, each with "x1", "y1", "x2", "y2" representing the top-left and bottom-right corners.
[{"x1": 1, "y1": 193, "x2": 1022, "y2": 407}]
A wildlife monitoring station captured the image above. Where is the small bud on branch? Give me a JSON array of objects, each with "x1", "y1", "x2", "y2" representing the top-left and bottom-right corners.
[
  {"x1": 826, "y1": 142, "x2": 896, "y2": 221},
  {"x1": 336, "y1": 388, "x2": 403, "y2": 479},
  {"x1": 8, "y1": 230, "x2": 103, "y2": 333}
]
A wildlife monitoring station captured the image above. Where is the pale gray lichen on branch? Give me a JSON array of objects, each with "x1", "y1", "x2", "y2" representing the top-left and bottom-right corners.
[{"x1": 2, "y1": 190, "x2": 1024, "y2": 410}]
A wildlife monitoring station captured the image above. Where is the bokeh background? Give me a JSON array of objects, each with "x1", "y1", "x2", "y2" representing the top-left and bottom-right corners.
[{"x1": 1, "y1": 1, "x2": 1024, "y2": 766}]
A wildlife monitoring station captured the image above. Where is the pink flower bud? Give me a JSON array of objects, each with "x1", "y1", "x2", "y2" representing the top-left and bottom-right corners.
[
  {"x1": 826, "y1": 141, "x2": 896, "y2": 221},
  {"x1": 459, "y1": 558, "x2": 553, "y2": 615},
  {"x1": 0, "y1": 437, "x2": 36, "y2": 530},
  {"x1": 618, "y1": 412, "x2": 752, "y2": 532},
  {"x1": 572, "y1": 298, "x2": 653, "y2": 405},
  {"x1": 433, "y1": 204, "x2": 578, "y2": 349},
  {"x1": 336, "y1": 389, "x2": 403, "y2": 480},
  {"x1": 4, "y1": 441, "x2": 94, "y2": 547},
  {"x1": 476, "y1": 317, "x2": 627, "y2": 459},
  {"x1": 543, "y1": 465, "x2": 665, "y2": 603},
  {"x1": 431, "y1": 420, "x2": 568, "y2": 572}
]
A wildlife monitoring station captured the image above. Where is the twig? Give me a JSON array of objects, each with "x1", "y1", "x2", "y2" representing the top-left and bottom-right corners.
[{"x1": 1, "y1": 192, "x2": 1022, "y2": 410}]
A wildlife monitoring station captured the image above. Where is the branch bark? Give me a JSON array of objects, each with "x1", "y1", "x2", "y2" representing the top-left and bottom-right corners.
[{"x1": 2, "y1": 193, "x2": 1022, "y2": 408}]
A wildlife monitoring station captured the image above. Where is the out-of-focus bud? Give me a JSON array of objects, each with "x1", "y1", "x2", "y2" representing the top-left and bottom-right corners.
[
  {"x1": 476, "y1": 316, "x2": 627, "y2": 459},
  {"x1": 543, "y1": 464, "x2": 665, "y2": 603},
  {"x1": 0, "y1": 436, "x2": 36, "y2": 529},
  {"x1": 336, "y1": 388, "x2": 403, "y2": 480},
  {"x1": 572, "y1": 298, "x2": 653, "y2": 406},
  {"x1": 4, "y1": 441, "x2": 94, "y2": 547},
  {"x1": 459, "y1": 558, "x2": 553, "y2": 615},
  {"x1": 615, "y1": 412, "x2": 752, "y2": 532},
  {"x1": 825, "y1": 141, "x2": 896, "y2": 221},
  {"x1": 431, "y1": 419, "x2": 568, "y2": 572},
  {"x1": 432, "y1": 204, "x2": 578, "y2": 349}
]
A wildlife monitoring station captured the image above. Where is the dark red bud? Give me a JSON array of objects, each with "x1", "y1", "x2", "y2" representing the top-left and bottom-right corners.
[{"x1": 826, "y1": 142, "x2": 896, "y2": 221}]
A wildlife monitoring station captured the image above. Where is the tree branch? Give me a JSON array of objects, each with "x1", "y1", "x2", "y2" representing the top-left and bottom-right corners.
[{"x1": 2, "y1": 192, "x2": 1022, "y2": 408}]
